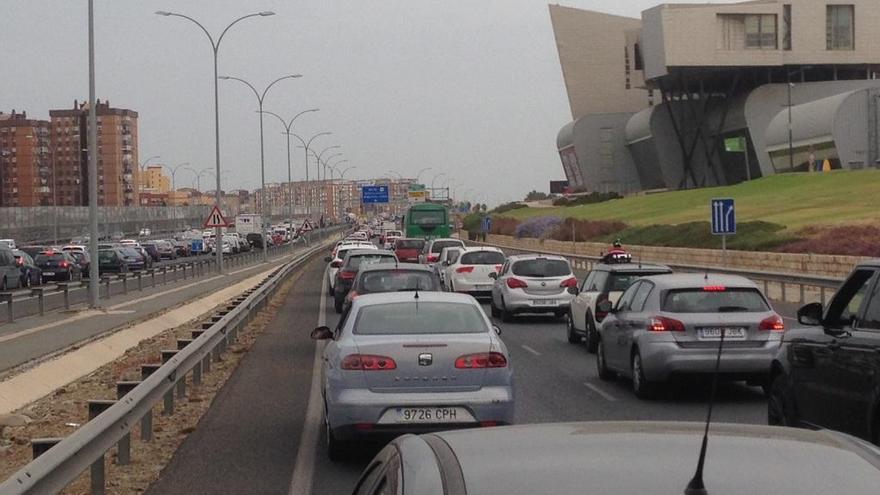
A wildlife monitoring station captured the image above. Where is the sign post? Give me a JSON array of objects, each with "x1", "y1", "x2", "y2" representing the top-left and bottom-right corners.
[{"x1": 710, "y1": 198, "x2": 736, "y2": 266}]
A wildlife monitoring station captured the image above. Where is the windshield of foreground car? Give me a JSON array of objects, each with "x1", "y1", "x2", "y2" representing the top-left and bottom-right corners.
[{"x1": 354, "y1": 302, "x2": 488, "y2": 335}]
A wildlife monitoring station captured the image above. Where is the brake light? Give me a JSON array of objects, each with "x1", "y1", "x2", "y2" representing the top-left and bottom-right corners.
[
  {"x1": 455, "y1": 352, "x2": 507, "y2": 369},
  {"x1": 340, "y1": 270, "x2": 356, "y2": 281},
  {"x1": 330, "y1": 260, "x2": 342, "y2": 268},
  {"x1": 495, "y1": 264, "x2": 503, "y2": 272},
  {"x1": 15, "y1": 258, "x2": 23, "y2": 266},
  {"x1": 59, "y1": 261, "x2": 69, "y2": 269},
  {"x1": 349, "y1": 290, "x2": 358, "y2": 300},
  {"x1": 560, "y1": 277, "x2": 578, "y2": 288},
  {"x1": 480, "y1": 421, "x2": 499, "y2": 427},
  {"x1": 456, "y1": 266, "x2": 475, "y2": 273},
  {"x1": 759, "y1": 314, "x2": 785, "y2": 332},
  {"x1": 702, "y1": 286, "x2": 727, "y2": 292},
  {"x1": 341, "y1": 354, "x2": 397, "y2": 370},
  {"x1": 427, "y1": 254, "x2": 439, "y2": 263},
  {"x1": 595, "y1": 293, "x2": 610, "y2": 322},
  {"x1": 647, "y1": 316, "x2": 686, "y2": 332},
  {"x1": 506, "y1": 277, "x2": 528, "y2": 289}
]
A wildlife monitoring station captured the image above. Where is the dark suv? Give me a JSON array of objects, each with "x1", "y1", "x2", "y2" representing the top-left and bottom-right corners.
[
  {"x1": 333, "y1": 249, "x2": 397, "y2": 313},
  {"x1": 769, "y1": 260, "x2": 880, "y2": 445}
]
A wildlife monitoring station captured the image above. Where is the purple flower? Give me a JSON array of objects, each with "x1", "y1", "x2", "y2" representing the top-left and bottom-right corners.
[{"x1": 514, "y1": 216, "x2": 562, "y2": 239}]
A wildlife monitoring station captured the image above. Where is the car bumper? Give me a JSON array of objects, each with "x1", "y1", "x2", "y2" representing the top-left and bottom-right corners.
[
  {"x1": 640, "y1": 341, "x2": 778, "y2": 382},
  {"x1": 326, "y1": 386, "x2": 515, "y2": 440},
  {"x1": 503, "y1": 291, "x2": 573, "y2": 313},
  {"x1": 450, "y1": 277, "x2": 495, "y2": 296}
]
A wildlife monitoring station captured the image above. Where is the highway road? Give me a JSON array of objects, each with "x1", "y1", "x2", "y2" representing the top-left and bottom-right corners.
[{"x1": 147, "y1": 254, "x2": 773, "y2": 494}]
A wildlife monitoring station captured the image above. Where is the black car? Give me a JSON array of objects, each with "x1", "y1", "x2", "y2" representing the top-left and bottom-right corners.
[
  {"x1": 97, "y1": 248, "x2": 129, "y2": 275},
  {"x1": 769, "y1": 259, "x2": 880, "y2": 445},
  {"x1": 246, "y1": 233, "x2": 265, "y2": 249},
  {"x1": 34, "y1": 251, "x2": 83, "y2": 283},
  {"x1": 0, "y1": 248, "x2": 24, "y2": 290},
  {"x1": 141, "y1": 243, "x2": 161, "y2": 262},
  {"x1": 68, "y1": 251, "x2": 91, "y2": 278},
  {"x1": 12, "y1": 249, "x2": 42, "y2": 287},
  {"x1": 119, "y1": 247, "x2": 146, "y2": 271},
  {"x1": 341, "y1": 263, "x2": 441, "y2": 314},
  {"x1": 333, "y1": 249, "x2": 398, "y2": 313},
  {"x1": 133, "y1": 246, "x2": 153, "y2": 269}
]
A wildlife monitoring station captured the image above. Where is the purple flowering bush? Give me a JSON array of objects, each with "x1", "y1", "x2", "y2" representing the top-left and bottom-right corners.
[{"x1": 514, "y1": 216, "x2": 562, "y2": 239}]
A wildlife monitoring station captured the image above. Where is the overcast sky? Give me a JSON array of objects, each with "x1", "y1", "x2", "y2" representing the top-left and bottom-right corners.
[{"x1": 2, "y1": 0, "x2": 727, "y2": 206}]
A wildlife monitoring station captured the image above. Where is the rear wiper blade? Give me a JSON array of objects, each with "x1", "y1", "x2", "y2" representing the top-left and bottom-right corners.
[{"x1": 717, "y1": 306, "x2": 749, "y2": 312}]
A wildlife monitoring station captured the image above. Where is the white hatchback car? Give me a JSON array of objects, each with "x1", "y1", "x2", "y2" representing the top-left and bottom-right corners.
[
  {"x1": 326, "y1": 243, "x2": 377, "y2": 294},
  {"x1": 489, "y1": 254, "x2": 576, "y2": 321},
  {"x1": 444, "y1": 247, "x2": 506, "y2": 297}
]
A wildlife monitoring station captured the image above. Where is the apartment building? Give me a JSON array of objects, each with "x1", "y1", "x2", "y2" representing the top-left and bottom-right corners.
[
  {"x1": 143, "y1": 165, "x2": 170, "y2": 193},
  {"x1": 0, "y1": 111, "x2": 51, "y2": 206},
  {"x1": 49, "y1": 99, "x2": 139, "y2": 206},
  {"x1": 552, "y1": 1, "x2": 880, "y2": 193}
]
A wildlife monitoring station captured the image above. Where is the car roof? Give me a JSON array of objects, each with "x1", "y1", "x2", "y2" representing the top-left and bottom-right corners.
[
  {"x1": 358, "y1": 262, "x2": 432, "y2": 273},
  {"x1": 506, "y1": 253, "x2": 569, "y2": 262},
  {"x1": 641, "y1": 273, "x2": 758, "y2": 290},
  {"x1": 594, "y1": 262, "x2": 672, "y2": 273},
  {"x1": 412, "y1": 421, "x2": 880, "y2": 495},
  {"x1": 343, "y1": 249, "x2": 395, "y2": 258},
  {"x1": 461, "y1": 246, "x2": 503, "y2": 253},
  {"x1": 352, "y1": 291, "x2": 478, "y2": 308}
]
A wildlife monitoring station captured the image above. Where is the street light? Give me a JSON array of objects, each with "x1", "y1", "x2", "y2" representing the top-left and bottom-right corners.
[
  {"x1": 311, "y1": 145, "x2": 342, "y2": 181},
  {"x1": 291, "y1": 131, "x2": 332, "y2": 216},
  {"x1": 259, "y1": 108, "x2": 319, "y2": 222},
  {"x1": 430, "y1": 173, "x2": 446, "y2": 198},
  {"x1": 387, "y1": 170, "x2": 404, "y2": 180},
  {"x1": 156, "y1": 9, "x2": 275, "y2": 274},
  {"x1": 415, "y1": 167, "x2": 432, "y2": 184},
  {"x1": 162, "y1": 162, "x2": 190, "y2": 192},
  {"x1": 339, "y1": 165, "x2": 357, "y2": 178}
]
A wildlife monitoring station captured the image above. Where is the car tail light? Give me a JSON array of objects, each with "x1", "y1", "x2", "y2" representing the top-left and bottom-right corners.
[
  {"x1": 702, "y1": 286, "x2": 726, "y2": 292},
  {"x1": 455, "y1": 352, "x2": 508, "y2": 369},
  {"x1": 456, "y1": 266, "x2": 474, "y2": 273},
  {"x1": 427, "y1": 254, "x2": 439, "y2": 263},
  {"x1": 759, "y1": 314, "x2": 785, "y2": 332},
  {"x1": 354, "y1": 423, "x2": 374, "y2": 431},
  {"x1": 349, "y1": 290, "x2": 358, "y2": 300},
  {"x1": 647, "y1": 316, "x2": 686, "y2": 332},
  {"x1": 330, "y1": 260, "x2": 342, "y2": 268},
  {"x1": 480, "y1": 421, "x2": 499, "y2": 427},
  {"x1": 495, "y1": 264, "x2": 503, "y2": 272},
  {"x1": 339, "y1": 270, "x2": 356, "y2": 281},
  {"x1": 15, "y1": 258, "x2": 23, "y2": 266},
  {"x1": 559, "y1": 277, "x2": 578, "y2": 288},
  {"x1": 595, "y1": 293, "x2": 610, "y2": 322},
  {"x1": 506, "y1": 277, "x2": 528, "y2": 289},
  {"x1": 59, "y1": 261, "x2": 69, "y2": 269},
  {"x1": 341, "y1": 354, "x2": 397, "y2": 370}
]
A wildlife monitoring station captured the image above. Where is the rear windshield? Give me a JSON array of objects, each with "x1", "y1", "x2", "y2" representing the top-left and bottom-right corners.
[
  {"x1": 346, "y1": 254, "x2": 396, "y2": 270},
  {"x1": 662, "y1": 288, "x2": 769, "y2": 313},
  {"x1": 359, "y1": 270, "x2": 438, "y2": 293},
  {"x1": 431, "y1": 240, "x2": 463, "y2": 253},
  {"x1": 606, "y1": 272, "x2": 668, "y2": 292},
  {"x1": 122, "y1": 248, "x2": 140, "y2": 257},
  {"x1": 512, "y1": 259, "x2": 571, "y2": 277},
  {"x1": 98, "y1": 251, "x2": 117, "y2": 262},
  {"x1": 35, "y1": 254, "x2": 65, "y2": 263},
  {"x1": 395, "y1": 239, "x2": 425, "y2": 250},
  {"x1": 354, "y1": 302, "x2": 487, "y2": 335},
  {"x1": 410, "y1": 209, "x2": 446, "y2": 226},
  {"x1": 461, "y1": 251, "x2": 505, "y2": 265}
]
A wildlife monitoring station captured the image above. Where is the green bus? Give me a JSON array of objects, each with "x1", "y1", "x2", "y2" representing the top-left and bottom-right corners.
[{"x1": 403, "y1": 203, "x2": 450, "y2": 239}]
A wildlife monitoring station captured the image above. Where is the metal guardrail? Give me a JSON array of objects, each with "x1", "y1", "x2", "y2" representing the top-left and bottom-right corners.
[
  {"x1": 468, "y1": 240, "x2": 845, "y2": 306},
  {"x1": 0, "y1": 238, "x2": 334, "y2": 495}
]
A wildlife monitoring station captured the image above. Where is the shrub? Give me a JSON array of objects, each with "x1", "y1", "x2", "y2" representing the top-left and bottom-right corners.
[
  {"x1": 549, "y1": 218, "x2": 628, "y2": 242},
  {"x1": 514, "y1": 216, "x2": 562, "y2": 239},
  {"x1": 490, "y1": 217, "x2": 519, "y2": 236},
  {"x1": 777, "y1": 225, "x2": 880, "y2": 257}
]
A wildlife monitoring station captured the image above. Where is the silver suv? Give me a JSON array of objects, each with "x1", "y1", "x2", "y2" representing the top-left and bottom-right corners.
[{"x1": 489, "y1": 254, "x2": 576, "y2": 321}]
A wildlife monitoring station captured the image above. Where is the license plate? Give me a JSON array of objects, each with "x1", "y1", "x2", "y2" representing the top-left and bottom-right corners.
[
  {"x1": 43, "y1": 272, "x2": 55, "y2": 276},
  {"x1": 395, "y1": 407, "x2": 473, "y2": 423},
  {"x1": 475, "y1": 285, "x2": 493, "y2": 290},
  {"x1": 533, "y1": 299, "x2": 557, "y2": 306},
  {"x1": 698, "y1": 327, "x2": 747, "y2": 340}
]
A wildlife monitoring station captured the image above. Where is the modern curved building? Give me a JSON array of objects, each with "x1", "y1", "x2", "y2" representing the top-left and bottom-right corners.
[{"x1": 550, "y1": 1, "x2": 880, "y2": 193}]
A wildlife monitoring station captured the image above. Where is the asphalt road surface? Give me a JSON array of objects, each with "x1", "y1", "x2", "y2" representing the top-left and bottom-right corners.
[{"x1": 148, "y1": 254, "x2": 777, "y2": 494}]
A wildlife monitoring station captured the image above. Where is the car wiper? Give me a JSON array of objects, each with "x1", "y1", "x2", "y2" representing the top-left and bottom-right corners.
[{"x1": 717, "y1": 306, "x2": 749, "y2": 312}]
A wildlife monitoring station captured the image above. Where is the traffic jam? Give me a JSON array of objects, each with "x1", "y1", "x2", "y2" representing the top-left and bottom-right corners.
[{"x1": 318, "y1": 215, "x2": 880, "y2": 493}]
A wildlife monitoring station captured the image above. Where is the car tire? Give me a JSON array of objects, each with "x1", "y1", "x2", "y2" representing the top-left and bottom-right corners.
[
  {"x1": 500, "y1": 297, "x2": 514, "y2": 323},
  {"x1": 325, "y1": 413, "x2": 346, "y2": 461},
  {"x1": 767, "y1": 373, "x2": 797, "y2": 427},
  {"x1": 566, "y1": 312, "x2": 580, "y2": 344},
  {"x1": 631, "y1": 351, "x2": 657, "y2": 399},
  {"x1": 585, "y1": 315, "x2": 599, "y2": 354},
  {"x1": 334, "y1": 294, "x2": 344, "y2": 314},
  {"x1": 597, "y1": 338, "x2": 614, "y2": 381}
]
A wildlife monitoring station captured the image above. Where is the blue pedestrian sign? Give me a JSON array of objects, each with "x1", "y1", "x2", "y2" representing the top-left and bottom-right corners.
[
  {"x1": 361, "y1": 185, "x2": 390, "y2": 204},
  {"x1": 711, "y1": 198, "x2": 736, "y2": 235}
]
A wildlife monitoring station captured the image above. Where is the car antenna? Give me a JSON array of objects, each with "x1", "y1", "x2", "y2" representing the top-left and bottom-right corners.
[{"x1": 683, "y1": 327, "x2": 727, "y2": 495}]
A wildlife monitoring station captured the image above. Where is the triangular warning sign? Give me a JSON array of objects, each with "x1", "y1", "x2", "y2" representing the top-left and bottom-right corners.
[
  {"x1": 203, "y1": 206, "x2": 229, "y2": 228},
  {"x1": 299, "y1": 219, "x2": 313, "y2": 232}
]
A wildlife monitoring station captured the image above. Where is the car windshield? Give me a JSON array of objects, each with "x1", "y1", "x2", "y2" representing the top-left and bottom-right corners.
[
  {"x1": 35, "y1": 254, "x2": 64, "y2": 263},
  {"x1": 460, "y1": 251, "x2": 505, "y2": 265},
  {"x1": 432, "y1": 240, "x2": 463, "y2": 253},
  {"x1": 607, "y1": 272, "x2": 668, "y2": 292},
  {"x1": 410, "y1": 209, "x2": 445, "y2": 226},
  {"x1": 354, "y1": 302, "x2": 487, "y2": 335},
  {"x1": 346, "y1": 254, "x2": 396, "y2": 270},
  {"x1": 359, "y1": 270, "x2": 437, "y2": 293},
  {"x1": 395, "y1": 239, "x2": 425, "y2": 250},
  {"x1": 98, "y1": 251, "x2": 117, "y2": 262},
  {"x1": 512, "y1": 259, "x2": 571, "y2": 277},
  {"x1": 662, "y1": 288, "x2": 769, "y2": 313},
  {"x1": 121, "y1": 248, "x2": 140, "y2": 257}
]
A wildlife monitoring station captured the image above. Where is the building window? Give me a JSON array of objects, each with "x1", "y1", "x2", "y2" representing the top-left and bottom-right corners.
[
  {"x1": 827, "y1": 5, "x2": 854, "y2": 50},
  {"x1": 782, "y1": 4, "x2": 792, "y2": 50},
  {"x1": 718, "y1": 14, "x2": 777, "y2": 50},
  {"x1": 633, "y1": 43, "x2": 644, "y2": 70}
]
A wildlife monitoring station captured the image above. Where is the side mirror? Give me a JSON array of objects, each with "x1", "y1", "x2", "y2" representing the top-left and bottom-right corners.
[
  {"x1": 311, "y1": 326, "x2": 333, "y2": 340},
  {"x1": 492, "y1": 324, "x2": 502, "y2": 336},
  {"x1": 597, "y1": 299, "x2": 614, "y2": 314},
  {"x1": 567, "y1": 286, "x2": 579, "y2": 295},
  {"x1": 797, "y1": 302, "x2": 823, "y2": 326},
  {"x1": 488, "y1": 272, "x2": 498, "y2": 279},
  {"x1": 324, "y1": 256, "x2": 332, "y2": 263}
]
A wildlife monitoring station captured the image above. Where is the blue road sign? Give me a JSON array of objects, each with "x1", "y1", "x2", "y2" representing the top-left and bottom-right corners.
[
  {"x1": 190, "y1": 238, "x2": 204, "y2": 253},
  {"x1": 481, "y1": 216, "x2": 492, "y2": 233},
  {"x1": 711, "y1": 198, "x2": 736, "y2": 235},
  {"x1": 361, "y1": 185, "x2": 390, "y2": 204}
]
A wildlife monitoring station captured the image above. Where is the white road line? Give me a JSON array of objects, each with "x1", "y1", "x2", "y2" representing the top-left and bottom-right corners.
[
  {"x1": 289, "y1": 266, "x2": 327, "y2": 495},
  {"x1": 520, "y1": 344, "x2": 541, "y2": 356},
  {"x1": 583, "y1": 382, "x2": 618, "y2": 402}
]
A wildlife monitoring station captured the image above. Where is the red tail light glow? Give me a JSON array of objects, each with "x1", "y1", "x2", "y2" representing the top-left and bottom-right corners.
[
  {"x1": 59, "y1": 261, "x2": 69, "y2": 269},
  {"x1": 480, "y1": 421, "x2": 499, "y2": 427},
  {"x1": 560, "y1": 277, "x2": 578, "y2": 288},
  {"x1": 330, "y1": 260, "x2": 342, "y2": 268},
  {"x1": 339, "y1": 270, "x2": 356, "y2": 281},
  {"x1": 506, "y1": 277, "x2": 528, "y2": 289},
  {"x1": 595, "y1": 293, "x2": 610, "y2": 322},
  {"x1": 341, "y1": 354, "x2": 397, "y2": 370},
  {"x1": 455, "y1": 352, "x2": 508, "y2": 369},
  {"x1": 647, "y1": 316, "x2": 686, "y2": 332},
  {"x1": 759, "y1": 314, "x2": 785, "y2": 332},
  {"x1": 349, "y1": 290, "x2": 358, "y2": 300},
  {"x1": 15, "y1": 258, "x2": 23, "y2": 266},
  {"x1": 495, "y1": 264, "x2": 503, "y2": 272},
  {"x1": 427, "y1": 254, "x2": 439, "y2": 263},
  {"x1": 456, "y1": 266, "x2": 475, "y2": 273},
  {"x1": 702, "y1": 286, "x2": 727, "y2": 292}
]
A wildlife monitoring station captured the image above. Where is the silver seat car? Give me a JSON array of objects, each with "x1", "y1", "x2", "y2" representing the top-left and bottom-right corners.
[
  {"x1": 311, "y1": 291, "x2": 514, "y2": 460},
  {"x1": 596, "y1": 273, "x2": 784, "y2": 399},
  {"x1": 489, "y1": 254, "x2": 577, "y2": 321}
]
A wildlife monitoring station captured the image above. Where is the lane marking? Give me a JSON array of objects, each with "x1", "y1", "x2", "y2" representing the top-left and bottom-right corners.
[
  {"x1": 520, "y1": 344, "x2": 541, "y2": 356},
  {"x1": 583, "y1": 382, "x2": 618, "y2": 402},
  {"x1": 289, "y1": 265, "x2": 327, "y2": 495}
]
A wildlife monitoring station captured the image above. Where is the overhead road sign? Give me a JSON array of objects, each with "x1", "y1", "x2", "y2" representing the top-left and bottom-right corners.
[
  {"x1": 362, "y1": 185, "x2": 390, "y2": 204},
  {"x1": 710, "y1": 198, "x2": 736, "y2": 235},
  {"x1": 408, "y1": 190, "x2": 428, "y2": 203},
  {"x1": 203, "y1": 206, "x2": 229, "y2": 228}
]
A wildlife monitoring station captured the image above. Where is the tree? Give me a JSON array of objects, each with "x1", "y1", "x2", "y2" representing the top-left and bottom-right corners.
[{"x1": 524, "y1": 190, "x2": 549, "y2": 201}]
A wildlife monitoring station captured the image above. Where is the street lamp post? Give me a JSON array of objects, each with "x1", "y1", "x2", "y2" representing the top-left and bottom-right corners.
[
  {"x1": 87, "y1": 0, "x2": 99, "y2": 307},
  {"x1": 138, "y1": 155, "x2": 161, "y2": 194},
  {"x1": 156, "y1": 9, "x2": 275, "y2": 274},
  {"x1": 430, "y1": 172, "x2": 446, "y2": 199},
  {"x1": 387, "y1": 170, "x2": 404, "y2": 180},
  {"x1": 415, "y1": 167, "x2": 432, "y2": 184},
  {"x1": 308, "y1": 145, "x2": 342, "y2": 223},
  {"x1": 291, "y1": 131, "x2": 332, "y2": 218},
  {"x1": 162, "y1": 162, "x2": 190, "y2": 192},
  {"x1": 221, "y1": 75, "x2": 301, "y2": 262},
  {"x1": 259, "y1": 108, "x2": 319, "y2": 223}
]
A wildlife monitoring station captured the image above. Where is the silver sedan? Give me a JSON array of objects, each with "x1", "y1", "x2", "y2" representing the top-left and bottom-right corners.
[
  {"x1": 596, "y1": 273, "x2": 784, "y2": 399},
  {"x1": 311, "y1": 291, "x2": 515, "y2": 460}
]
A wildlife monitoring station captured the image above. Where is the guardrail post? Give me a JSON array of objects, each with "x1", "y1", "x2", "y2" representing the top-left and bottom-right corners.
[
  {"x1": 140, "y1": 364, "x2": 161, "y2": 441},
  {"x1": 182, "y1": 263, "x2": 188, "y2": 280},
  {"x1": 150, "y1": 268, "x2": 156, "y2": 288},
  {"x1": 119, "y1": 274, "x2": 128, "y2": 295},
  {"x1": 161, "y1": 350, "x2": 184, "y2": 402},
  {"x1": 115, "y1": 381, "x2": 139, "y2": 465},
  {"x1": 31, "y1": 288, "x2": 45, "y2": 316},
  {"x1": 58, "y1": 282, "x2": 71, "y2": 310},
  {"x1": 781, "y1": 281, "x2": 787, "y2": 302},
  {"x1": 162, "y1": 266, "x2": 168, "y2": 284},
  {"x1": 88, "y1": 400, "x2": 115, "y2": 495},
  {"x1": 763, "y1": 280, "x2": 769, "y2": 296},
  {"x1": 1, "y1": 292, "x2": 13, "y2": 323},
  {"x1": 102, "y1": 276, "x2": 111, "y2": 298},
  {"x1": 799, "y1": 284, "x2": 805, "y2": 304},
  {"x1": 820, "y1": 286, "x2": 826, "y2": 306},
  {"x1": 31, "y1": 437, "x2": 63, "y2": 459},
  {"x1": 193, "y1": 359, "x2": 203, "y2": 385},
  {"x1": 137, "y1": 272, "x2": 143, "y2": 291}
]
